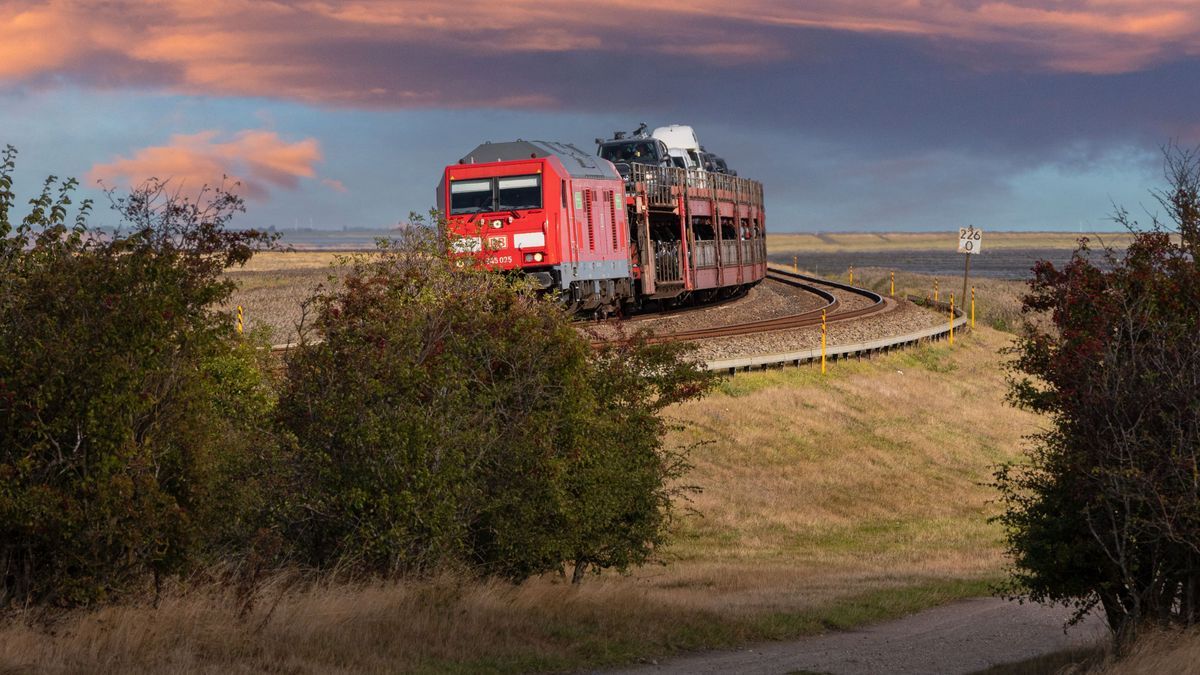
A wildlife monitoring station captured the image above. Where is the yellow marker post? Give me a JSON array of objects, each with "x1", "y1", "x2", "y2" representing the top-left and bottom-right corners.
[
  {"x1": 971, "y1": 286, "x2": 976, "y2": 329},
  {"x1": 821, "y1": 309, "x2": 827, "y2": 374},
  {"x1": 793, "y1": 255, "x2": 798, "y2": 272},
  {"x1": 849, "y1": 265, "x2": 854, "y2": 284},
  {"x1": 949, "y1": 294, "x2": 955, "y2": 346},
  {"x1": 236, "y1": 305, "x2": 244, "y2": 335},
  {"x1": 890, "y1": 271, "x2": 895, "y2": 297},
  {"x1": 934, "y1": 277, "x2": 939, "y2": 303}
]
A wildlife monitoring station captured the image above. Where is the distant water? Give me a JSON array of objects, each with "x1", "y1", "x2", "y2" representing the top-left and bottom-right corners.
[
  {"x1": 264, "y1": 230, "x2": 1108, "y2": 280},
  {"x1": 769, "y1": 248, "x2": 1115, "y2": 280},
  {"x1": 261, "y1": 229, "x2": 400, "y2": 250}
]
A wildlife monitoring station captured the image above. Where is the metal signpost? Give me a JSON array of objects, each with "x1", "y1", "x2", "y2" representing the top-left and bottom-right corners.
[{"x1": 958, "y1": 226, "x2": 982, "y2": 306}]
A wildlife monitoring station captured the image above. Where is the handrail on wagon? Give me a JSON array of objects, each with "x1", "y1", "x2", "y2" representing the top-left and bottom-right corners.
[{"x1": 628, "y1": 164, "x2": 764, "y2": 208}]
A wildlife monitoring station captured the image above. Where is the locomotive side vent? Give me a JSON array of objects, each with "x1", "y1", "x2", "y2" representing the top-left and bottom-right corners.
[
  {"x1": 608, "y1": 190, "x2": 618, "y2": 250},
  {"x1": 585, "y1": 189, "x2": 595, "y2": 251}
]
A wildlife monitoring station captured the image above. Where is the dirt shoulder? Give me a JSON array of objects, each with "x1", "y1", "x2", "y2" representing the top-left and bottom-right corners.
[{"x1": 596, "y1": 598, "x2": 1106, "y2": 675}]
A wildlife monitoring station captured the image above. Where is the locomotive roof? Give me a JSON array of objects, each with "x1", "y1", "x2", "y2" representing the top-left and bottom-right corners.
[{"x1": 458, "y1": 140, "x2": 618, "y2": 180}]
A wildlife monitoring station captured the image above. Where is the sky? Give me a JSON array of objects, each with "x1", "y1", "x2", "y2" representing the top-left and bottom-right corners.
[{"x1": 3, "y1": 1, "x2": 1200, "y2": 233}]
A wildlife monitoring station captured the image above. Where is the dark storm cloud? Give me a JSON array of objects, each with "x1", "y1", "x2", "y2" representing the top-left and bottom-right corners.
[
  {"x1": 5, "y1": 0, "x2": 1199, "y2": 158},
  {"x1": 5, "y1": 1, "x2": 1199, "y2": 230}
]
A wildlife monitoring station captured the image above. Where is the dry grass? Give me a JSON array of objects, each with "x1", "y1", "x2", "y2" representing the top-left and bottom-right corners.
[
  {"x1": 0, "y1": 574, "x2": 990, "y2": 674},
  {"x1": 770, "y1": 261, "x2": 1031, "y2": 332},
  {"x1": 1091, "y1": 628, "x2": 1200, "y2": 674},
  {"x1": 667, "y1": 328, "x2": 1034, "y2": 601},
  {"x1": 234, "y1": 251, "x2": 345, "y2": 272},
  {"x1": 223, "y1": 268, "x2": 340, "y2": 343},
  {"x1": 0, "y1": 305, "x2": 1037, "y2": 671},
  {"x1": 846, "y1": 267, "x2": 1030, "y2": 332},
  {"x1": 977, "y1": 626, "x2": 1200, "y2": 674},
  {"x1": 767, "y1": 231, "x2": 1134, "y2": 255},
  {"x1": 221, "y1": 252, "x2": 346, "y2": 344}
]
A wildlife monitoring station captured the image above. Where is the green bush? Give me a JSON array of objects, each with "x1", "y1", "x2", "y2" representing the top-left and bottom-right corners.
[
  {"x1": 0, "y1": 147, "x2": 275, "y2": 606},
  {"x1": 0, "y1": 143, "x2": 711, "y2": 605},
  {"x1": 277, "y1": 226, "x2": 711, "y2": 580},
  {"x1": 996, "y1": 145, "x2": 1200, "y2": 642},
  {"x1": 196, "y1": 327, "x2": 287, "y2": 567}
]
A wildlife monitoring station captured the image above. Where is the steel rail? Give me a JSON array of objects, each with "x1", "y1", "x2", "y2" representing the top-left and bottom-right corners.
[
  {"x1": 595, "y1": 270, "x2": 888, "y2": 346},
  {"x1": 271, "y1": 272, "x2": 909, "y2": 359},
  {"x1": 705, "y1": 295, "x2": 968, "y2": 373}
]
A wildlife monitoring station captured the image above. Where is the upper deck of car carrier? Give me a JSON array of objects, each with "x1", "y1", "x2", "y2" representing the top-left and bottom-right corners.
[{"x1": 622, "y1": 163, "x2": 766, "y2": 299}]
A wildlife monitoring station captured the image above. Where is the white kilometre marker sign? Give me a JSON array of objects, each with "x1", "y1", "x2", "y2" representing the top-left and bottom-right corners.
[
  {"x1": 957, "y1": 226, "x2": 982, "y2": 313},
  {"x1": 958, "y1": 226, "x2": 982, "y2": 254}
]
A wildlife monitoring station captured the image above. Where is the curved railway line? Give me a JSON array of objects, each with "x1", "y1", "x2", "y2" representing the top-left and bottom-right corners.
[
  {"x1": 270, "y1": 269, "x2": 967, "y2": 371},
  {"x1": 596, "y1": 268, "x2": 890, "y2": 345}
]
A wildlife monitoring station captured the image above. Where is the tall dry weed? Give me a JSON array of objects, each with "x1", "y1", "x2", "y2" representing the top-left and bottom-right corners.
[
  {"x1": 1092, "y1": 627, "x2": 1200, "y2": 674},
  {"x1": 0, "y1": 572, "x2": 747, "y2": 674}
]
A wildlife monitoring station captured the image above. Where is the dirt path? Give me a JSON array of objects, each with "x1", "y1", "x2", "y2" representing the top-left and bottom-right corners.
[{"x1": 595, "y1": 598, "x2": 1107, "y2": 675}]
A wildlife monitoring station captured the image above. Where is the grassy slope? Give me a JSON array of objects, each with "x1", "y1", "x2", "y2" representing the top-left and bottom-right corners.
[
  {"x1": 665, "y1": 327, "x2": 1031, "y2": 606},
  {"x1": 0, "y1": 328, "x2": 1037, "y2": 673}
]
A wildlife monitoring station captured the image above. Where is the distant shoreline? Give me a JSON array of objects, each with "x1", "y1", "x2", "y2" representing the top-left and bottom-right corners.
[{"x1": 252, "y1": 229, "x2": 1135, "y2": 252}]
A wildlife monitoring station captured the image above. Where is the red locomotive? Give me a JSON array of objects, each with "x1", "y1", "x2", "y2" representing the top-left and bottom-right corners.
[{"x1": 437, "y1": 133, "x2": 766, "y2": 314}]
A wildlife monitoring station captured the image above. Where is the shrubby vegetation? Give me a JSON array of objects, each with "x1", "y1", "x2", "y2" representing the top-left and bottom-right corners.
[
  {"x1": 0, "y1": 146, "x2": 275, "y2": 606},
  {"x1": 997, "y1": 145, "x2": 1200, "y2": 644},
  {"x1": 276, "y1": 225, "x2": 709, "y2": 580},
  {"x1": 0, "y1": 149, "x2": 709, "y2": 608}
]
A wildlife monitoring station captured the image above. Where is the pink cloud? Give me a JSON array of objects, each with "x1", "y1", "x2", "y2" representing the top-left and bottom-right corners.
[
  {"x1": 321, "y1": 178, "x2": 348, "y2": 193},
  {"x1": 88, "y1": 130, "x2": 330, "y2": 200},
  {"x1": 3, "y1": 0, "x2": 1200, "y2": 108}
]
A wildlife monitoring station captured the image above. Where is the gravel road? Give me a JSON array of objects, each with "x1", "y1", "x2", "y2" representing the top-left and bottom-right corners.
[{"x1": 594, "y1": 598, "x2": 1107, "y2": 675}]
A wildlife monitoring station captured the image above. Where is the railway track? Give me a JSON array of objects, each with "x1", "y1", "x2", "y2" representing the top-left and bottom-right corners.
[
  {"x1": 597, "y1": 269, "x2": 890, "y2": 345},
  {"x1": 705, "y1": 294, "x2": 968, "y2": 373},
  {"x1": 271, "y1": 271, "x2": 905, "y2": 357}
]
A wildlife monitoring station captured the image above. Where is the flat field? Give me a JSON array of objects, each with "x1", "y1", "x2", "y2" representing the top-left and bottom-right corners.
[
  {"x1": 0, "y1": 316, "x2": 1039, "y2": 672},
  {"x1": 766, "y1": 230, "x2": 1134, "y2": 255},
  {"x1": 237, "y1": 250, "x2": 345, "y2": 272}
]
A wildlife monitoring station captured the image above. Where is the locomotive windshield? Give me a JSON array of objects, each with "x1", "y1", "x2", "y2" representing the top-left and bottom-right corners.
[
  {"x1": 450, "y1": 175, "x2": 543, "y2": 214},
  {"x1": 497, "y1": 175, "x2": 541, "y2": 210},
  {"x1": 450, "y1": 179, "x2": 492, "y2": 214}
]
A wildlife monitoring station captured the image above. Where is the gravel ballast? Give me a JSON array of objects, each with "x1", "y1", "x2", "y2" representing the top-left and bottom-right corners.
[{"x1": 586, "y1": 278, "x2": 948, "y2": 362}]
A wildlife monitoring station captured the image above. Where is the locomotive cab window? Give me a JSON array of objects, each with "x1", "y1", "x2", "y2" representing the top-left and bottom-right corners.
[
  {"x1": 497, "y1": 175, "x2": 541, "y2": 211},
  {"x1": 450, "y1": 179, "x2": 493, "y2": 214}
]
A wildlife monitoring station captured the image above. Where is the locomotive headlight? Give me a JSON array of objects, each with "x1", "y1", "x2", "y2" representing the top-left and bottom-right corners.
[
  {"x1": 533, "y1": 252, "x2": 544, "y2": 262},
  {"x1": 490, "y1": 219, "x2": 503, "y2": 228}
]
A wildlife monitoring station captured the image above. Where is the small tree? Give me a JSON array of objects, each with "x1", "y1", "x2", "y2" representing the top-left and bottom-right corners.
[
  {"x1": 997, "y1": 144, "x2": 1200, "y2": 642},
  {"x1": 561, "y1": 339, "x2": 706, "y2": 583},
  {"x1": 276, "y1": 221, "x2": 711, "y2": 580},
  {"x1": 0, "y1": 146, "x2": 275, "y2": 606}
]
